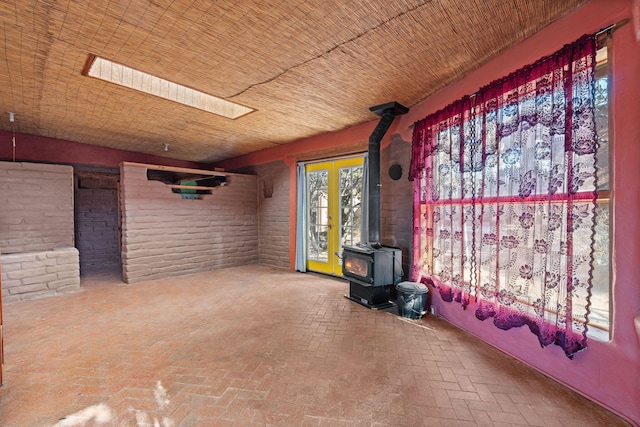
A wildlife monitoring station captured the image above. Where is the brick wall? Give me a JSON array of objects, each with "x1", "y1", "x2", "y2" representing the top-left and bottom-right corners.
[
  {"x1": 237, "y1": 161, "x2": 290, "y2": 268},
  {"x1": 0, "y1": 161, "x2": 79, "y2": 300},
  {"x1": 0, "y1": 161, "x2": 74, "y2": 253},
  {"x1": 74, "y1": 173, "x2": 120, "y2": 270},
  {"x1": 1, "y1": 247, "x2": 80, "y2": 302},
  {"x1": 380, "y1": 135, "x2": 413, "y2": 280},
  {"x1": 231, "y1": 141, "x2": 412, "y2": 274},
  {"x1": 120, "y1": 163, "x2": 259, "y2": 283}
]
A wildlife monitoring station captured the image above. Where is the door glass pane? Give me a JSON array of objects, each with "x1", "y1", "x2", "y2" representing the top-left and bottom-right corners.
[
  {"x1": 307, "y1": 170, "x2": 329, "y2": 262},
  {"x1": 339, "y1": 165, "x2": 363, "y2": 253}
]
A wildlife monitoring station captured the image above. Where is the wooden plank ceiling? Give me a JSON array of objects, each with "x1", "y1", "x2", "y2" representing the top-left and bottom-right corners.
[{"x1": 0, "y1": 0, "x2": 587, "y2": 163}]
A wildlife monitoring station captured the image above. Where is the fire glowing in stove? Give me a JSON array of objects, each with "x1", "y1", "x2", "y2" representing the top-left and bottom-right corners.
[{"x1": 344, "y1": 257, "x2": 368, "y2": 277}]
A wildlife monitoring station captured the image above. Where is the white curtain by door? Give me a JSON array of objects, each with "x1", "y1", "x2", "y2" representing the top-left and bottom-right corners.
[{"x1": 294, "y1": 163, "x2": 307, "y2": 272}]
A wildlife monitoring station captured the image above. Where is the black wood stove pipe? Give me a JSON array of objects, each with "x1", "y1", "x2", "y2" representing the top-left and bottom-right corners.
[{"x1": 367, "y1": 101, "x2": 409, "y2": 245}]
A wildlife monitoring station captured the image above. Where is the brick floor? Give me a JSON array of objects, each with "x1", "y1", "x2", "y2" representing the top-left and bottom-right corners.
[{"x1": 0, "y1": 265, "x2": 630, "y2": 426}]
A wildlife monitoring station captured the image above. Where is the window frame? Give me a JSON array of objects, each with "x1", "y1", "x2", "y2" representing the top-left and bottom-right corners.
[{"x1": 586, "y1": 39, "x2": 613, "y2": 339}]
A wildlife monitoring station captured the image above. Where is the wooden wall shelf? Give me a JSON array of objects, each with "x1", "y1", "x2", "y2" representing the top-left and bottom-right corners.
[{"x1": 123, "y1": 162, "x2": 240, "y2": 196}]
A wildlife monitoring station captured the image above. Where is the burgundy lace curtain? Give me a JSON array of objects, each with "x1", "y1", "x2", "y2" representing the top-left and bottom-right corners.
[{"x1": 409, "y1": 35, "x2": 598, "y2": 358}]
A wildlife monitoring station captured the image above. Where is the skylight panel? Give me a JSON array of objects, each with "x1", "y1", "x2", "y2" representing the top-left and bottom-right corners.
[{"x1": 83, "y1": 55, "x2": 254, "y2": 120}]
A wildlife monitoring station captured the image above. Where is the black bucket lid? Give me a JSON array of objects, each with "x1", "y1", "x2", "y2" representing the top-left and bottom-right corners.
[{"x1": 395, "y1": 281, "x2": 428, "y2": 294}]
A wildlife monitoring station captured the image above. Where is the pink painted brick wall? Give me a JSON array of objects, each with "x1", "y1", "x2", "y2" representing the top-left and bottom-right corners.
[
  {"x1": 237, "y1": 161, "x2": 290, "y2": 268},
  {"x1": 0, "y1": 161, "x2": 74, "y2": 253},
  {"x1": 120, "y1": 163, "x2": 259, "y2": 283},
  {"x1": 380, "y1": 136, "x2": 413, "y2": 280},
  {"x1": 257, "y1": 161, "x2": 290, "y2": 268}
]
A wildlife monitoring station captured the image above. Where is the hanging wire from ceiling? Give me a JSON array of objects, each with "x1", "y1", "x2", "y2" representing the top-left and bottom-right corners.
[{"x1": 8, "y1": 112, "x2": 16, "y2": 162}]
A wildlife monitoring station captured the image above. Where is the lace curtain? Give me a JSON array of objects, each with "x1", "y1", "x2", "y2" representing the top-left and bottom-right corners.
[{"x1": 409, "y1": 35, "x2": 598, "y2": 358}]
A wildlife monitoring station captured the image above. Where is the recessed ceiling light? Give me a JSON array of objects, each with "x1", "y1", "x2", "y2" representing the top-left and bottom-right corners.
[{"x1": 82, "y1": 54, "x2": 254, "y2": 120}]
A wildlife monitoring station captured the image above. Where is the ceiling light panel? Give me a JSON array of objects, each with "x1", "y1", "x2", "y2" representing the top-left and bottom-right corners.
[{"x1": 84, "y1": 55, "x2": 254, "y2": 120}]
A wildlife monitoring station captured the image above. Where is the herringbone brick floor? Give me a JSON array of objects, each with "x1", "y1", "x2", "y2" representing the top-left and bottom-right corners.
[{"x1": 0, "y1": 265, "x2": 630, "y2": 426}]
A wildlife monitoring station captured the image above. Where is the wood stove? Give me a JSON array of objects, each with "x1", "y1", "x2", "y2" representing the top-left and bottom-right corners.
[
  {"x1": 343, "y1": 244, "x2": 402, "y2": 308},
  {"x1": 343, "y1": 101, "x2": 408, "y2": 309}
]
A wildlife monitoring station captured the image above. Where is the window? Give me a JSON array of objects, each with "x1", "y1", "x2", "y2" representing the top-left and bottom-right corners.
[
  {"x1": 588, "y1": 42, "x2": 612, "y2": 339},
  {"x1": 410, "y1": 35, "x2": 603, "y2": 358},
  {"x1": 83, "y1": 55, "x2": 254, "y2": 119}
]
